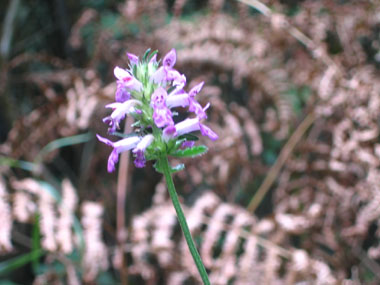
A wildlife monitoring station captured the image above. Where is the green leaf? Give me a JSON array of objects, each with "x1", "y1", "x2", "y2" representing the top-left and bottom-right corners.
[
  {"x1": 38, "y1": 181, "x2": 61, "y2": 202},
  {"x1": 0, "y1": 156, "x2": 39, "y2": 172},
  {"x1": 132, "y1": 63, "x2": 137, "y2": 77},
  {"x1": 35, "y1": 132, "x2": 93, "y2": 163},
  {"x1": 142, "y1": 48, "x2": 151, "y2": 62},
  {"x1": 153, "y1": 160, "x2": 163, "y2": 174},
  {"x1": 171, "y1": 145, "x2": 208, "y2": 158},
  {"x1": 147, "y1": 50, "x2": 158, "y2": 62},
  {"x1": 173, "y1": 138, "x2": 186, "y2": 149},
  {"x1": 73, "y1": 216, "x2": 85, "y2": 255},
  {"x1": 32, "y1": 215, "x2": 41, "y2": 274},
  {"x1": 0, "y1": 250, "x2": 44, "y2": 276},
  {"x1": 154, "y1": 160, "x2": 185, "y2": 173},
  {"x1": 110, "y1": 131, "x2": 139, "y2": 139},
  {"x1": 167, "y1": 85, "x2": 177, "y2": 94},
  {"x1": 170, "y1": 163, "x2": 185, "y2": 173},
  {"x1": 178, "y1": 133, "x2": 199, "y2": 141}
]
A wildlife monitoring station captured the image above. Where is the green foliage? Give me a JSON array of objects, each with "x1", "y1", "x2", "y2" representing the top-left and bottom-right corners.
[
  {"x1": 0, "y1": 250, "x2": 44, "y2": 276},
  {"x1": 170, "y1": 145, "x2": 208, "y2": 158},
  {"x1": 261, "y1": 133, "x2": 283, "y2": 165},
  {"x1": 34, "y1": 132, "x2": 93, "y2": 163},
  {"x1": 283, "y1": 85, "x2": 311, "y2": 116},
  {"x1": 154, "y1": 160, "x2": 185, "y2": 174}
]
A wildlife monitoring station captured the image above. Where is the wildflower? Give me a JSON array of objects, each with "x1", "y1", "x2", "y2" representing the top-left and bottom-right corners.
[
  {"x1": 114, "y1": 66, "x2": 143, "y2": 92},
  {"x1": 96, "y1": 135, "x2": 141, "y2": 172},
  {"x1": 103, "y1": 100, "x2": 142, "y2": 132},
  {"x1": 127, "y1": 52, "x2": 139, "y2": 66},
  {"x1": 132, "y1": 134, "x2": 154, "y2": 168},
  {"x1": 151, "y1": 48, "x2": 177, "y2": 84},
  {"x1": 98, "y1": 48, "x2": 217, "y2": 172},
  {"x1": 174, "y1": 117, "x2": 218, "y2": 141},
  {"x1": 151, "y1": 87, "x2": 174, "y2": 128}
]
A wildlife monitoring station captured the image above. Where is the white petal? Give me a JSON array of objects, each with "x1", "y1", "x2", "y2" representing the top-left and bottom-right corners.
[{"x1": 114, "y1": 66, "x2": 130, "y2": 80}]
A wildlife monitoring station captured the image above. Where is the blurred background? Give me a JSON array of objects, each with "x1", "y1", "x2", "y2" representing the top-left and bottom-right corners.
[{"x1": 1, "y1": 0, "x2": 380, "y2": 284}]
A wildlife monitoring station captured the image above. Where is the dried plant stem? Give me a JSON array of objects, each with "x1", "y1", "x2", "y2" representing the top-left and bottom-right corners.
[
  {"x1": 116, "y1": 117, "x2": 133, "y2": 285},
  {"x1": 247, "y1": 112, "x2": 316, "y2": 213},
  {"x1": 159, "y1": 155, "x2": 210, "y2": 285},
  {"x1": 237, "y1": 0, "x2": 341, "y2": 74}
]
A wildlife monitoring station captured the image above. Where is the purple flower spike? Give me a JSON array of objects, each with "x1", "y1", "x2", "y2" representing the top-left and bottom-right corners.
[
  {"x1": 163, "y1": 49, "x2": 176, "y2": 68},
  {"x1": 96, "y1": 134, "x2": 141, "y2": 172},
  {"x1": 114, "y1": 66, "x2": 143, "y2": 91},
  {"x1": 127, "y1": 52, "x2": 139, "y2": 65}
]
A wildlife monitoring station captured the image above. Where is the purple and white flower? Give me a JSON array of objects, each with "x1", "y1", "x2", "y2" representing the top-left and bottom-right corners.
[
  {"x1": 151, "y1": 49, "x2": 179, "y2": 85},
  {"x1": 151, "y1": 87, "x2": 174, "y2": 128},
  {"x1": 96, "y1": 134, "x2": 141, "y2": 172},
  {"x1": 103, "y1": 99, "x2": 142, "y2": 132},
  {"x1": 98, "y1": 48, "x2": 218, "y2": 172},
  {"x1": 188, "y1": 82, "x2": 208, "y2": 119},
  {"x1": 114, "y1": 66, "x2": 143, "y2": 92},
  {"x1": 127, "y1": 52, "x2": 139, "y2": 66},
  {"x1": 132, "y1": 134, "x2": 154, "y2": 168},
  {"x1": 165, "y1": 117, "x2": 218, "y2": 141}
]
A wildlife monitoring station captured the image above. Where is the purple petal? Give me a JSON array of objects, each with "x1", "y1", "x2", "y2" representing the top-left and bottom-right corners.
[
  {"x1": 163, "y1": 48, "x2": 176, "y2": 68},
  {"x1": 199, "y1": 123, "x2": 218, "y2": 141},
  {"x1": 107, "y1": 149, "x2": 119, "y2": 172},
  {"x1": 127, "y1": 52, "x2": 139, "y2": 65},
  {"x1": 175, "y1": 118, "x2": 200, "y2": 136},
  {"x1": 166, "y1": 93, "x2": 189, "y2": 109},
  {"x1": 189, "y1": 100, "x2": 207, "y2": 119},
  {"x1": 113, "y1": 136, "x2": 141, "y2": 152},
  {"x1": 133, "y1": 134, "x2": 154, "y2": 153},
  {"x1": 151, "y1": 66, "x2": 166, "y2": 84},
  {"x1": 150, "y1": 53, "x2": 157, "y2": 63},
  {"x1": 181, "y1": 141, "x2": 195, "y2": 149},
  {"x1": 115, "y1": 84, "x2": 131, "y2": 102},
  {"x1": 163, "y1": 125, "x2": 177, "y2": 141},
  {"x1": 105, "y1": 102, "x2": 121, "y2": 109},
  {"x1": 102, "y1": 116, "x2": 121, "y2": 133},
  {"x1": 189, "y1": 82, "x2": 204, "y2": 98},
  {"x1": 133, "y1": 149, "x2": 146, "y2": 168},
  {"x1": 166, "y1": 69, "x2": 182, "y2": 82},
  {"x1": 114, "y1": 66, "x2": 130, "y2": 81},
  {"x1": 96, "y1": 134, "x2": 114, "y2": 147},
  {"x1": 153, "y1": 107, "x2": 174, "y2": 128},
  {"x1": 151, "y1": 87, "x2": 168, "y2": 108}
]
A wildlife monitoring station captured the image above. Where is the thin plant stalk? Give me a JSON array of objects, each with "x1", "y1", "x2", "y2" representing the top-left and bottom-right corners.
[
  {"x1": 116, "y1": 117, "x2": 133, "y2": 285},
  {"x1": 158, "y1": 155, "x2": 210, "y2": 285}
]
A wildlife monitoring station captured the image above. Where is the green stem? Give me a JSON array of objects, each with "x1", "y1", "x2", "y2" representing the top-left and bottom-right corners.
[{"x1": 158, "y1": 155, "x2": 210, "y2": 285}]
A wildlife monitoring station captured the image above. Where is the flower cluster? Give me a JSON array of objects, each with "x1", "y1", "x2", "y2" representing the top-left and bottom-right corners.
[{"x1": 97, "y1": 49, "x2": 218, "y2": 172}]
